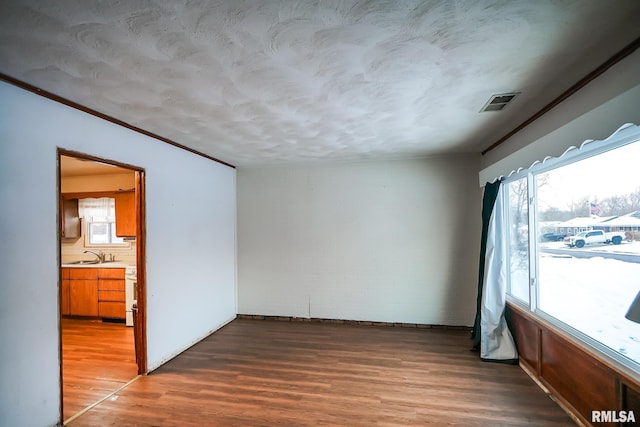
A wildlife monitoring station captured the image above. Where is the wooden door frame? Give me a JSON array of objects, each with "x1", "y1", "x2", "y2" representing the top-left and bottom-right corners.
[
  {"x1": 134, "y1": 168, "x2": 147, "y2": 374},
  {"x1": 57, "y1": 149, "x2": 147, "y2": 418}
]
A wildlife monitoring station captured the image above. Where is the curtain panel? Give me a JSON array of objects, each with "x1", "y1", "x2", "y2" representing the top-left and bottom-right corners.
[{"x1": 471, "y1": 180, "x2": 518, "y2": 363}]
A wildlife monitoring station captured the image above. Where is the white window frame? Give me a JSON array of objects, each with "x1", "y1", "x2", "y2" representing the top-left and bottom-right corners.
[
  {"x1": 503, "y1": 124, "x2": 640, "y2": 374},
  {"x1": 79, "y1": 197, "x2": 129, "y2": 247},
  {"x1": 503, "y1": 172, "x2": 531, "y2": 305},
  {"x1": 85, "y1": 220, "x2": 125, "y2": 246}
]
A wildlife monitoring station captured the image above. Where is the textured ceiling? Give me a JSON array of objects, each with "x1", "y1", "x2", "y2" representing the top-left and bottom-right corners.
[{"x1": 1, "y1": 1, "x2": 640, "y2": 166}]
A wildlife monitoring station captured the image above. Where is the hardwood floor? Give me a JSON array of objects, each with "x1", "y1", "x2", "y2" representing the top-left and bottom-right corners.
[
  {"x1": 67, "y1": 319, "x2": 575, "y2": 426},
  {"x1": 62, "y1": 318, "x2": 137, "y2": 421}
]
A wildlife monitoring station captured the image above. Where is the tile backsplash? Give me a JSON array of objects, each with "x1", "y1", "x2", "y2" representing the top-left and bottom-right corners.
[{"x1": 61, "y1": 223, "x2": 136, "y2": 264}]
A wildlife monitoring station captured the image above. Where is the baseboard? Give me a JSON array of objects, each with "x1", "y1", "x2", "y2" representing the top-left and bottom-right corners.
[
  {"x1": 518, "y1": 358, "x2": 588, "y2": 427},
  {"x1": 236, "y1": 314, "x2": 473, "y2": 331}
]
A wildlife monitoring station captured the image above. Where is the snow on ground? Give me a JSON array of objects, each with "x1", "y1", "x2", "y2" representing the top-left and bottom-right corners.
[
  {"x1": 539, "y1": 240, "x2": 640, "y2": 255},
  {"x1": 538, "y1": 254, "x2": 640, "y2": 365}
]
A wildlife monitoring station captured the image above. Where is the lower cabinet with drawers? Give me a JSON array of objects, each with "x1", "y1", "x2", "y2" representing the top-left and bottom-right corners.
[{"x1": 61, "y1": 267, "x2": 126, "y2": 320}]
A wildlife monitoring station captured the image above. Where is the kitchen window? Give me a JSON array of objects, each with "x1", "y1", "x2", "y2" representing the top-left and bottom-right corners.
[
  {"x1": 79, "y1": 197, "x2": 125, "y2": 246},
  {"x1": 504, "y1": 127, "x2": 640, "y2": 372}
]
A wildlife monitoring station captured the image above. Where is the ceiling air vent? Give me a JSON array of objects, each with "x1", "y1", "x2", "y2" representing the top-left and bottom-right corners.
[{"x1": 480, "y1": 92, "x2": 519, "y2": 112}]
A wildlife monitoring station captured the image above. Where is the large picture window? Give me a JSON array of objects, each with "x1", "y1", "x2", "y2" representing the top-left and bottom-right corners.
[{"x1": 505, "y1": 129, "x2": 640, "y2": 371}]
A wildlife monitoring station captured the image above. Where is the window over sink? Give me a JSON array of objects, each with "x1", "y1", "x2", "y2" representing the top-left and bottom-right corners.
[{"x1": 79, "y1": 197, "x2": 126, "y2": 246}]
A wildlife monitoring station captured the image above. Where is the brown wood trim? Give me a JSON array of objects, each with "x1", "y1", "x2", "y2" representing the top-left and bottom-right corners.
[
  {"x1": 541, "y1": 328, "x2": 618, "y2": 423},
  {"x1": 518, "y1": 357, "x2": 537, "y2": 381},
  {"x1": 57, "y1": 152, "x2": 65, "y2": 422},
  {"x1": 1, "y1": 73, "x2": 235, "y2": 169},
  {"x1": 537, "y1": 375, "x2": 592, "y2": 427},
  {"x1": 505, "y1": 305, "x2": 539, "y2": 371},
  {"x1": 518, "y1": 360, "x2": 584, "y2": 427},
  {"x1": 537, "y1": 326, "x2": 543, "y2": 378},
  {"x1": 507, "y1": 302, "x2": 640, "y2": 391},
  {"x1": 60, "y1": 149, "x2": 145, "y2": 172},
  {"x1": 625, "y1": 382, "x2": 640, "y2": 413},
  {"x1": 617, "y1": 378, "x2": 624, "y2": 418},
  {"x1": 482, "y1": 35, "x2": 640, "y2": 156},
  {"x1": 507, "y1": 302, "x2": 640, "y2": 426},
  {"x1": 135, "y1": 170, "x2": 147, "y2": 375}
]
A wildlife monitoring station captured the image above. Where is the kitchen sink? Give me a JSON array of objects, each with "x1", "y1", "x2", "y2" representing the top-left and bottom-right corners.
[{"x1": 66, "y1": 259, "x2": 119, "y2": 265}]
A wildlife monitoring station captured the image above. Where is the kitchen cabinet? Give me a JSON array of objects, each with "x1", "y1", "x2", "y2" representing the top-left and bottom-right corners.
[
  {"x1": 61, "y1": 267, "x2": 125, "y2": 319},
  {"x1": 68, "y1": 268, "x2": 98, "y2": 316},
  {"x1": 115, "y1": 191, "x2": 136, "y2": 237},
  {"x1": 61, "y1": 268, "x2": 71, "y2": 315},
  {"x1": 61, "y1": 198, "x2": 81, "y2": 239},
  {"x1": 69, "y1": 279, "x2": 99, "y2": 316},
  {"x1": 98, "y1": 269, "x2": 126, "y2": 319}
]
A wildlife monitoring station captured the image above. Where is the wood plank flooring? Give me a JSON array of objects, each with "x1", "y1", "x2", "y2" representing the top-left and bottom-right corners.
[
  {"x1": 62, "y1": 318, "x2": 137, "y2": 421},
  {"x1": 67, "y1": 319, "x2": 575, "y2": 426}
]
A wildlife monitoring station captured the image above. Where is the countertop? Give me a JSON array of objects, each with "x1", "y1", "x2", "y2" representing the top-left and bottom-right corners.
[{"x1": 61, "y1": 261, "x2": 131, "y2": 268}]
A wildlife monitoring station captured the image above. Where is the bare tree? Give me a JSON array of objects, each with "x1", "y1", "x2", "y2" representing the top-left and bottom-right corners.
[
  {"x1": 566, "y1": 196, "x2": 590, "y2": 217},
  {"x1": 591, "y1": 187, "x2": 640, "y2": 216},
  {"x1": 506, "y1": 178, "x2": 529, "y2": 271},
  {"x1": 601, "y1": 194, "x2": 631, "y2": 216},
  {"x1": 539, "y1": 206, "x2": 572, "y2": 222},
  {"x1": 629, "y1": 187, "x2": 640, "y2": 212}
]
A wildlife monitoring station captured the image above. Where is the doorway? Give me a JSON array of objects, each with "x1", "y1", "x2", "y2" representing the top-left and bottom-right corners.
[{"x1": 58, "y1": 150, "x2": 146, "y2": 423}]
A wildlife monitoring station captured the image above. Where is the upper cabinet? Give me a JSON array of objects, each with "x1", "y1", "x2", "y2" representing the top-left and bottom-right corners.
[
  {"x1": 115, "y1": 191, "x2": 136, "y2": 237},
  {"x1": 61, "y1": 198, "x2": 81, "y2": 239},
  {"x1": 60, "y1": 155, "x2": 137, "y2": 239}
]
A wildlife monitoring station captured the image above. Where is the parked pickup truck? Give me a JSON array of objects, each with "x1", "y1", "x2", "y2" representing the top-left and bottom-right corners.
[
  {"x1": 541, "y1": 232, "x2": 567, "y2": 242},
  {"x1": 564, "y1": 230, "x2": 625, "y2": 248}
]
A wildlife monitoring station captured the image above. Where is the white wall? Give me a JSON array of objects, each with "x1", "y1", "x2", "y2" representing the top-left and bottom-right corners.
[
  {"x1": 238, "y1": 156, "x2": 482, "y2": 325},
  {"x1": 0, "y1": 81, "x2": 236, "y2": 427},
  {"x1": 480, "y1": 48, "x2": 640, "y2": 183}
]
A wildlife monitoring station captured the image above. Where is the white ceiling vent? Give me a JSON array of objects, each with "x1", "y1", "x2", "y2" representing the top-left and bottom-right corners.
[{"x1": 480, "y1": 92, "x2": 520, "y2": 112}]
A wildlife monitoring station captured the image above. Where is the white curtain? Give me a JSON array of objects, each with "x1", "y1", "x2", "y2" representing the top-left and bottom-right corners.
[
  {"x1": 78, "y1": 197, "x2": 115, "y2": 222},
  {"x1": 480, "y1": 184, "x2": 518, "y2": 361}
]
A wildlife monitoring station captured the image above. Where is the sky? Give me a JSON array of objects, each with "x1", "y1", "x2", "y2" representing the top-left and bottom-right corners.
[{"x1": 537, "y1": 140, "x2": 640, "y2": 211}]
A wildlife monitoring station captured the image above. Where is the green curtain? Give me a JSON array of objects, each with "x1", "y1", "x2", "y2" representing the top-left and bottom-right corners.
[{"x1": 471, "y1": 179, "x2": 501, "y2": 351}]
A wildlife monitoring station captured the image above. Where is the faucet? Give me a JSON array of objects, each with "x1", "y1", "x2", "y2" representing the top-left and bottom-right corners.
[{"x1": 84, "y1": 250, "x2": 105, "y2": 263}]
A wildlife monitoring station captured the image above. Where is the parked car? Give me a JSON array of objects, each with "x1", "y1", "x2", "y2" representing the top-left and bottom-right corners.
[
  {"x1": 541, "y1": 232, "x2": 566, "y2": 242},
  {"x1": 564, "y1": 230, "x2": 625, "y2": 248}
]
